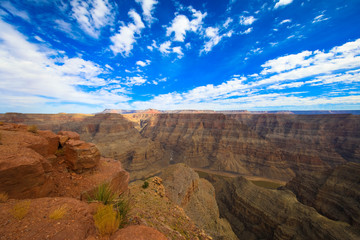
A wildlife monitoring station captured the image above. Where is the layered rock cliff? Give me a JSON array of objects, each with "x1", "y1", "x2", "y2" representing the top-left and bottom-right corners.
[
  {"x1": 1, "y1": 112, "x2": 359, "y2": 181},
  {"x1": 286, "y1": 162, "x2": 360, "y2": 228},
  {"x1": 202, "y1": 173, "x2": 360, "y2": 240},
  {"x1": 160, "y1": 164, "x2": 238, "y2": 240}
]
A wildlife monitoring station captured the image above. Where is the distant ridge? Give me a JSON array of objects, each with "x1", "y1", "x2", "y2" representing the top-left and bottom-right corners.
[{"x1": 97, "y1": 109, "x2": 360, "y2": 115}]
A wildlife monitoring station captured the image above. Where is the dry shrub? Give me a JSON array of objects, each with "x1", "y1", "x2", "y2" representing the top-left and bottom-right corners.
[
  {"x1": 94, "y1": 204, "x2": 120, "y2": 236},
  {"x1": 0, "y1": 192, "x2": 9, "y2": 203},
  {"x1": 49, "y1": 205, "x2": 68, "y2": 220},
  {"x1": 27, "y1": 125, "x2": 38, "y2": 133},
  {"x1": 12, "y1": 200, "x2": 31, "y2": 220}
]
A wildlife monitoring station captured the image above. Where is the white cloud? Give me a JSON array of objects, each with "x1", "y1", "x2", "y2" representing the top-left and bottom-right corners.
[
  {"x1": 0, "y1": 19, "x2": 130, "y2": 112},
  {"x1": 1, "y1": 1, "x2": 30, "y2": 22},
  {"x1": 274, "y1": 0, "x2": 293, "y2": 9},
  {"x1": 125, "y1": 76, "x2": 147, "y2": 86},
  {"x1": 159, "y1": 41, "x2": 171, "y2": 54},
  {"x1": 239, "y1": 15, "x2": 256, "y2": 25},
  {"x1": 158, "y1": 41, "x2": 184, "y2": 58},
  {"x1": 172, "y1": 46, "x2": 184, "y2": 58},
  {"x1": 136, "y1": 60, "x2": 151, "y2": 67},
  {"x1": 135, "y1": 0, "x2": 158, "y2": 25},
  {"x1": 110, "y1": 10, "x2": 145, "y2": 56},
  {"x1": 241, "y1": 27, "x2": 253, "y2": 34},
  {"x1": 279, "y1": 19, "x2": 292, "y2": 25},
  {"x1": 223, "y1": 17, "x2": 233, "y2": 28},
  {"x1": 201, "y1": 27, "x2": 233, "y2": 53},
  {"x1": 70, "y1": 0, "x2": 114, "y2": 38},
  {"x1": 312, "y1": 14, "x2": 329, "y2": 23},
  {"x1": 166, "y1": 8, "x2": 207, "y2": 42}
]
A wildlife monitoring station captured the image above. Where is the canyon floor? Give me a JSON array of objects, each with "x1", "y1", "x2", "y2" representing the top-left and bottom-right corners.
[{"x1": 0, "y1": 112, "x2": 359, "y2": 239}]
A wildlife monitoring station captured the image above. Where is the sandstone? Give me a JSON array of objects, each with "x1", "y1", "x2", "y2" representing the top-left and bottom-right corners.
[
  {"x1": 64, "y1": 139, "x2": 100, "y2": 171},
  {"x1": 0, "y1": 145, "x2": 53, "y2": 199},
  {"x1": 111, "y1": 225, "x2": 167, "y2": 240},
  {"x1": 58, "y1": 130, "x2": 80, "y2": 146}
]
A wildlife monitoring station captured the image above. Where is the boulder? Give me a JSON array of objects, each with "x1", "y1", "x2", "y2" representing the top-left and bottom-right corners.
[
  {"x1": 111, "y1": 225, "x2": 167, "y2": 240},
  {"x1": 0, "y1": 145, "x2": 53, "y2": 199},
  {"x1": 58, "y1": 131, "x2": 80, "y2": 146},
  {"x1": 64, "y1": 139, "x2": 100, "y2": 171}
]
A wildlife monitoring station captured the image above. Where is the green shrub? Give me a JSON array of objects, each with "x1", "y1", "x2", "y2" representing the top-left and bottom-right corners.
[
  {"x1": 114, "y1": 194, "x2": 130, "y2": 227},
  {"x1": 27, "y1": 125, "x2": 38, "y2": 133},
  {"x1": 94, "y1": 204, "x2": 120, "y2": 236},
  {"x1": 142, "y1": 181, "x2": 149, "y2": 189},
  {"x1": 88, "y1": 183, "x2": 117, "y2": 205}
]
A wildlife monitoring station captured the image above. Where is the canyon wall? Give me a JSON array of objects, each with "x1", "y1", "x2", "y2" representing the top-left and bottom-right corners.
[
  {"x1": 202, "y1": 174, "x2": 359, "y2": 240},
  {"x1": 1, "y1": 112, "x2": 359, "y2": 181}
]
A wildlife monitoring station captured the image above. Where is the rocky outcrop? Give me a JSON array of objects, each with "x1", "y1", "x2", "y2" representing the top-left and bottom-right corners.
[
  {"x1": 0, "y1": 123, "x2": 128, "y2": 200},
  {"x1": 203, "y1": 174, "x2": 359, "y2": 240},
  {"x1": 0, "y1": 113, "x2": 165, "y2": 180},
  {"x1": 63, "y1": 139, "x2": 100, "y2": 171},
  {"x1": 111, "y1": 225, "x2": 167, "y2": 240},
  {"x1": 161, "y1": 164, "x2": 238, "y2": 240},
  {"x1": 286, "y1": 162, "x2": 360, "y2": 228}
]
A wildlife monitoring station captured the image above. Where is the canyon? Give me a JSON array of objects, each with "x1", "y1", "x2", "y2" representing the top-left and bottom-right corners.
[{"x1": 0, "y1": 112, "x2": 359, "y2": 239}]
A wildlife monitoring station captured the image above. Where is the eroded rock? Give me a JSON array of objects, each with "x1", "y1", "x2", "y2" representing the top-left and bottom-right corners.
[{"x1": 64, "y1": 139, "x2": 100, "y2": 171}]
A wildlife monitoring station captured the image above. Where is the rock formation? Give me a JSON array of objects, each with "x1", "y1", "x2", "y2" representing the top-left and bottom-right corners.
[
  {"x1": 160, "y1": 163, "x2": 238, "y2": 240},
  {"x1": 203, "y1": 174, "x2": 359, "y2": 240},
  {"x1": 286, "y1": 162, "x2": 360, "y2": 228}
]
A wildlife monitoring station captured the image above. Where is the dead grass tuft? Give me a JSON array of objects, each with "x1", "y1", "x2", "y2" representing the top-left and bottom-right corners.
[
  {"x1": 94, "y1": 204, "x2": 120, "y2": 236},
  {"x1": 27, "y1": 125, "x2": 38, "y2": 133},
  {"x1": 49, "y1": 205, "x2": 68, "y2": 220},
  {"x1": 12, "y1": 200, "x2": 31, "y2": 220}
]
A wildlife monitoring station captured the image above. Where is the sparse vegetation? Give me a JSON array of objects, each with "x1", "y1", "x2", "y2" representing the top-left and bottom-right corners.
[
  {"x1": 0, "y1": 121, "x2": 4, "y2": 125},
  {"x1": 94, "y1": 204, "x2": 120, "y2": 236},
  {"x1": 49, "y1": 205, "x2": 68, "y2": 220},
  {"x1": 0, "y1": 192, "x2": 9, "y2": 202},
  {"x1": 88, "y1": 182, "x2": 130, "y2": 234},
  {"x1": 142, "y1": 181, "x2": 149, "y2": 189},
  {"x1": 12, "y1": 200, "x2": 30, "y2": 220},
  {"x1": 88, "y1": 183, "x2": 117, "y2": 205},
  {"x1": 27, "y1": 125, "x2": 38, "y2": 134}
]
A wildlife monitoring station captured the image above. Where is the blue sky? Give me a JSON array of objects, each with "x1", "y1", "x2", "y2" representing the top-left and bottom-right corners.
[{"x1": 0, "y1": 0, "x2": 359, "y2": 113}]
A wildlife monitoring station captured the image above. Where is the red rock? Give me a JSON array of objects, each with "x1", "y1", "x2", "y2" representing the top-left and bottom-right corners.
[
  {"x1": 111, "y1": 225, "x2": 167, "y2": 240},
  {"x1": 38, "y1": 130, "x2": 60, "y2": 158},
  {"x1": 64, "y1": 139, "x2": 100, "y2": 171},
  {"x1": 0, "y1": 145, "x2": 53, "y2": 199},
  {"x1": 58, "y1": 131, "x2": 80, "y2": 146}
]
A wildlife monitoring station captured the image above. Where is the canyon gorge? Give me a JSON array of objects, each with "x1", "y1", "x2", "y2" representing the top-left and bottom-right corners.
[{"x1": 0, "y1": 111, "x2": 359, "y2": 239}]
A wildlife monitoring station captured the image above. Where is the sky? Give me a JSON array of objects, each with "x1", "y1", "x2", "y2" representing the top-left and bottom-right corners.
[{"x1": 0, "y1": 0, "x2": 359, "y2": 113}]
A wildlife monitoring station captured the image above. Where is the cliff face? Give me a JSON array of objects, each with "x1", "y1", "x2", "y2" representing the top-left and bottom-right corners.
[
  {"x1": 1, "y1": 112, "x2": 359, "y2": 181},
  {"x1": 203, "y1": 174, "x2": 359, "y2": 240},
  {"x1": 160, "y1": 164, "x2": 238, "y2": 240},
  {"x1": 286, "y1": 162, "x2": 360, "y2": 228},
  {"x1": 141, "y1": 113, "x2": 359, "y2": 180}
]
